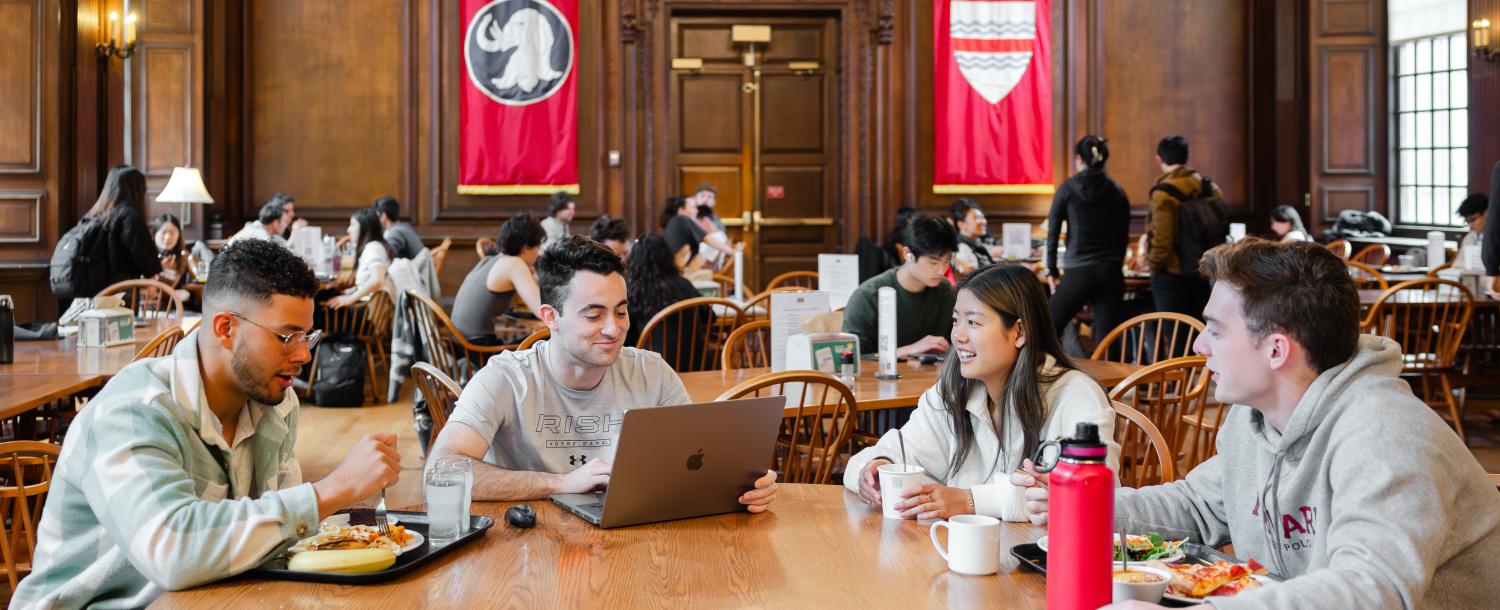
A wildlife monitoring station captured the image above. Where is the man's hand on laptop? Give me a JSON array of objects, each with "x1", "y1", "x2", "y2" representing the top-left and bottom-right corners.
[
  {"x1": 739, "y1": 470, "x2": 779, "y2": 513},
  {"x1": 557, "y1": 458, "x2": 612, "y2": 494}
]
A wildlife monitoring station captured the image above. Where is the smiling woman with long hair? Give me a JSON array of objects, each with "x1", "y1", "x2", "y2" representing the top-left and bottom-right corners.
[{"x1": 842, "y1": 264, "x2": 1119, "y2": 521}]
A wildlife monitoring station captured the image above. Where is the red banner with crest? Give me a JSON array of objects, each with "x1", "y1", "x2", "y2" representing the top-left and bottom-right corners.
[
  {"x1": 934, "y1": 0, "x2": 1053, "y2": 194},
  {"x1": 459, "y1": 0, "x2": 579, "y2": 195}
]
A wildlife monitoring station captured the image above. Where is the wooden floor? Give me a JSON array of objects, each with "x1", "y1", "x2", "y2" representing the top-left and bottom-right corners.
[{"x1": 293, "y1": 392, "x2": 1500, "y2": 511}]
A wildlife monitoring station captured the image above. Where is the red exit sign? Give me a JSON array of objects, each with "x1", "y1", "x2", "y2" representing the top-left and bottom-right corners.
[{"x1": 766, "y1": 185, "x2": 785, "y2": 199}]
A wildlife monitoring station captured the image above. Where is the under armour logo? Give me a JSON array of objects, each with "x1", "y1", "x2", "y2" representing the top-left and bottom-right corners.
[{"x1": 567, "y1": 454, "x2": 589, "y2": 466}]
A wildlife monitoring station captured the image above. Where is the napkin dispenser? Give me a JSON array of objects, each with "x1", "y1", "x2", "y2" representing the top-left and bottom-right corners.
[
  {"x1": 77, "y1": 294, "x2": 135, "y2": 348},
  {"x1": 785, "y1": 332, "x2": 860, "y2": 376}
]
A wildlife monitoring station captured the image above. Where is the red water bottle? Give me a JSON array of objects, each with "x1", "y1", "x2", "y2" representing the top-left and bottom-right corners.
[{"x1": 1035, "y1": 422, "x2": 1113, "y2": 610}]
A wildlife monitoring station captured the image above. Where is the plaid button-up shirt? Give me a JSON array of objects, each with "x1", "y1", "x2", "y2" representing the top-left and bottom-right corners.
[{"x1": 13, "y1": 331, "x2": 320, "y2": 609}]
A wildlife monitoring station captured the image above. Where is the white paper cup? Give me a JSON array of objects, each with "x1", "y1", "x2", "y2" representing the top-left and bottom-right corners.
[
  {"x1": 1111, "y1": 562, "x2": 1172, "y2": 603},
  {"x1": 877, "y1": 463, "x2": 925, "y2": 519},
  {"x1": 929, "y1": 514, "x2": 1001, "y2": 575}
]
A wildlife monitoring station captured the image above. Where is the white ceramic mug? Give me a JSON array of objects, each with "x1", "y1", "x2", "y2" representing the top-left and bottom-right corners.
[
  {"x1": 929, "y1": 514, "x2": 1001, "y2": 575},
  {"x1": 877, "y1": 463, "x2": 925, "y2": 519}
]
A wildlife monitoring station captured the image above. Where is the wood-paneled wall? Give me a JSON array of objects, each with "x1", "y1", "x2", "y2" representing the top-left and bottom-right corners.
[
  {"x1": 2, "y1": 0, "x2": 1497, "y2": 321},
  {"x1": 1473, "y1": 0, "x2": 1500, "y2": 193}
]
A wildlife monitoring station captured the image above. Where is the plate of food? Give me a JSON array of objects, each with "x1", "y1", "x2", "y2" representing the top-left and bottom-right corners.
[
  {"x1": 288, "y1": 514, "x2": 423, "y2": 556},
  {"x1": 1162, "y1": 558, "x2": 1271, "y2": 603},
  {"x1": 1114, "y1": 532, "x2": 1186, "y2": 563}
]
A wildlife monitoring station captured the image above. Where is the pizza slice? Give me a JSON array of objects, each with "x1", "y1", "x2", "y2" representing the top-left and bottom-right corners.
[
  {"x1": 1206, "y1": 574, "x2": 1263, "y2": 597},
  {"x1": 1167, "y1": 561, "x2": 1252, "y2": 598}
]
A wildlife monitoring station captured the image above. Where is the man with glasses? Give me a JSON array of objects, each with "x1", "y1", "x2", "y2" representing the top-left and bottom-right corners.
[
  {"x1": 1012, "y1": 239, "x2": 1500, "y2": 609},
  {"x1": 16, "y1": 239, "x2": 401, "y2": 608},
  {"x1": 842, "y1": 215, "x2": 959, "y2": 358}
]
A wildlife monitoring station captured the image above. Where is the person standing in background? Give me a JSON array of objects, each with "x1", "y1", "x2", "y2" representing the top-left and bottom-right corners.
[
  {"x1": 1045, "y1": 135, "x2": 1131, "y2": 340},
  {"x1": 541, "y1": 192, "x2": 575, "y2": 248},
  {"x1": 87, "y1": 165, "x2": 163, "y2": 283},
  {"x1": 1144, "y1": 135, "x2": 1221, "y2": 319}
]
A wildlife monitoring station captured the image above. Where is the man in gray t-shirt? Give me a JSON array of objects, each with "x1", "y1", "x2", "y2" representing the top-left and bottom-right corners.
[{"x1": 430, "y1": 236, "x2": 779, "y2": 509}]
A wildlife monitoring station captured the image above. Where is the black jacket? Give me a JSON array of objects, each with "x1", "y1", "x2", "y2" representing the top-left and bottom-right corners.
[
  {"x1": 1484, "y1": 160, "x2": 1500, "y2": 275},
  {"x1": 105, "y1": 205, "x2": 163, "y2": 281},
  {"x1": 1045, "y1": 167, "x2": 1131, "y2": 275}
]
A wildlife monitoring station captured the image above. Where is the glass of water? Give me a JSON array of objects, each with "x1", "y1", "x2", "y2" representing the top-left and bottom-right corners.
[
  {"x1": 431, "y1": 456, "x2": 473, "y2": 534},
  {"x1": 424, "y1": 466, "x2": 466, "y2": 545}
]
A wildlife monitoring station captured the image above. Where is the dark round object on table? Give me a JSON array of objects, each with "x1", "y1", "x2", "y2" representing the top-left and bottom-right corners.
[{"x1": 506, "y1": 505, "x2": 537, "y2": 529}]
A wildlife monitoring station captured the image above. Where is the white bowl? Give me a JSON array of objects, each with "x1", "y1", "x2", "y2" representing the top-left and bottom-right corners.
[{"x1": 1111, "y1": 562, "x2": 1172, "y2": 603}]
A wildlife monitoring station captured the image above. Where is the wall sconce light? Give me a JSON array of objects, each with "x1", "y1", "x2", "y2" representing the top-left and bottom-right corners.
[
  {"x1": 97, "y1": 11, "x2": 138, "y2": 59},
  {"x1": 1475, "y1": 19, "x2": 1497, "y2": 62}
]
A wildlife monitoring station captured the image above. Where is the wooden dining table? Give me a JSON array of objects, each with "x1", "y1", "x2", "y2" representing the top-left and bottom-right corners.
[
  {"x1": 680, "y1": 357, "x2": 1143, "y2": 411},
  {"x1": 151, "y1": 484, "x2": 1049, "y2": 609},
  {"x1": 0, "y1": 318, "x2": 196, "y2": 420}
]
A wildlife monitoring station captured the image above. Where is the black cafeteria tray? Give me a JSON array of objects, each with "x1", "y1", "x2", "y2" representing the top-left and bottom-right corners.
[
  {"x1": 245, "y1": 510, "x2": 494, "y2": 584},
  {"x1": 1009, "y1": 542, "x2": 1245, "y2": 608}
]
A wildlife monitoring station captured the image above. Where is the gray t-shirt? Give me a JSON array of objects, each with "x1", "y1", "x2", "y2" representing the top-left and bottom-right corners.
[
  {"x1": 383, "y1": 222, "x2": 423, "y2": 260},
  {"x1": 446, "y1": 340, "x2": 691, "y2": 473}
]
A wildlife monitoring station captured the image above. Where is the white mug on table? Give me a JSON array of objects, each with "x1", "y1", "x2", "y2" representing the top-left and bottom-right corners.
[{"x1": 929, "y1": 514, "x2": 1001, "y2": 575}]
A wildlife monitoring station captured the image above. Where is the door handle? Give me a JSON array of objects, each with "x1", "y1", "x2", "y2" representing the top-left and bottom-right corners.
[{"x1": 742, "y1": 211, "x2": 756, "y2": 232}]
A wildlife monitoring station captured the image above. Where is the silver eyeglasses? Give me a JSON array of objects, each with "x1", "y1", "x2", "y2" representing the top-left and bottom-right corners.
[{"x1": 228, "y1": 312, "x2": 324, "y2": 352}]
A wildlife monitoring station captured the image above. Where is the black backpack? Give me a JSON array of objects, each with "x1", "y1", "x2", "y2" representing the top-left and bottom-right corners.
[
  {"x1": 311, "y1": 335, "x2": 368, "y2": 407},
  {"x1": 1151, "y1": 176, "x2": 1228, "y2": 278},
  {"x1": 49, "y1": 216, "x2": 113, "y2": 299}
]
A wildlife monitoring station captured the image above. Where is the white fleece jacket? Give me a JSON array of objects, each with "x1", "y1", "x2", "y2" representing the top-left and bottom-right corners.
[
  {"x1": 842, "y1": 360, "x2": 1119, "y2": 522},
  {"x1": 1117, "y1": 335, "x2": 1500, "y2": 609}
]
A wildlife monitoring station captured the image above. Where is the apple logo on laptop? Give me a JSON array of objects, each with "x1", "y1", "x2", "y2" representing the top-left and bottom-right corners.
[{"x1": 686, "y1": 449, "x2": 704, "y2": 471}]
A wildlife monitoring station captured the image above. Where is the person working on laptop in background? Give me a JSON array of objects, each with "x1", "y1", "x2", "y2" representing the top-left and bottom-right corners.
[
  {"x1": 427, "y1": 236, "x2": 779, "y2": 510},
  {"x1": 842, "y1": 215, "x2": 959, "y2": 358},
  {"x1": 1011, "y1": 238, "x2": 1500, "y2": 609}
]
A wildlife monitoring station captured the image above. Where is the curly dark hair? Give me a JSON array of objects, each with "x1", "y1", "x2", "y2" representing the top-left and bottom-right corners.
[
  {"x1": 624, "y1": 234, "x2": 682, "y2": 321},
  {"x1": 589, "y1": 215, "x2": 629, "y2": 243},
  {"x1": 536, "y1": 235, "x2": 626, "y2": 309},
  {"x1": 499, "y1": 212, "x2": 545, "y2": 256},
  {"x1": 204, "y1": 238, "x2": 319, "y2": 309}
]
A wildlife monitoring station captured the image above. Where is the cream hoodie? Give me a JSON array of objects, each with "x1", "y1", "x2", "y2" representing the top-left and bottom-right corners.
[{"x1": 842, "y1": 359, "x2": 1118, "y2": 521}]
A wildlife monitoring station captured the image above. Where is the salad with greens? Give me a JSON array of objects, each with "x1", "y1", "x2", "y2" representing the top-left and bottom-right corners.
[{"x1": 1114, "y1": 532, "x2": 1187, "y2": 562}]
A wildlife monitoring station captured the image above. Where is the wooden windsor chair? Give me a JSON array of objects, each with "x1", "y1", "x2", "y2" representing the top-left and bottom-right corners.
[
  {"x1": 1361, "y1": 279, "x2": 1474, "y2": 441},
  {"x1": 764, "y1": 271, "x2": 819, "y2": 291},
  {"x1": 1111, "y1": 400, "x2": 1177, "y2": 487},
  {"x1": 132, "y1": 326, "x2": 185, "y2": 361},
  {"x1": 96, "y1": 279, "x2": 184, "y2": 324},
  {"x1": 405, "y1": 290, "x2": 511, "y2": 385},
  {"x1": 722, "y1": 320, "x2": 772, "y2": 369},
  {"x1": 411, "y1": 362, "x2": 463, "y2": 449},
  {"x1": 1324, "y1": 239, "x2": 1352, "y2": 260},
  {"x1": 636, "y1": 297, "x2": 743, "y2": 373},
  {"x1": 1346, "y1": 260, "x2": 1389, "y2": 290},
  {"x1": 1350, "y1": 243, "x2": 1391, "y2": 267},
  {"x1": 1108, "y1": 356, "x2": 1212, "y2": 474},
  {"x1": 715, "y1": 370, "x2": 858, "y2": 485},
  {"x1": 1090, "y1": 312, "x2": 1205, "y2": 366},
  {"x1": 0, "y1": 441, "x2": 60, "y2": 595}
]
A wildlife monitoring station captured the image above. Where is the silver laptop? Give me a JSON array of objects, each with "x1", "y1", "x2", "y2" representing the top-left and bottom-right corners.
[{"x1": 549, "y1": 396, "x2": 786, "y2": 528}]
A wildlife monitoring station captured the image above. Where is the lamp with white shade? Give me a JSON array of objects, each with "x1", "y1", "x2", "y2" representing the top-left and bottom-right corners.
[{"x1": 155, "y1": 167, "x2": 214, "y2": 235}]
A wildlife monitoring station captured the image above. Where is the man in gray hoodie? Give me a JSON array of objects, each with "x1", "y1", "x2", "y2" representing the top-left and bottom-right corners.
[{"x1": 1015, "y1": 238, "x2": 1500, "y2": 609}]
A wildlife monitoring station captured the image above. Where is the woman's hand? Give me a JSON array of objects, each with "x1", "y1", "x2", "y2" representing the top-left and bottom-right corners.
[
  {"x1": 327, "y1": 294, "x2": 357, "y2": 309},
  {"x1": 895, "y1": 483, "x2": 973, "y2": 520},
  {"x1": 858, "y1": 459, "x2": 892, "y2": 506}
]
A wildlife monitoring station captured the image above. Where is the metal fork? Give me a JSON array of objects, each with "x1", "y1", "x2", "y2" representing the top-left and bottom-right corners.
[{"x1": 375, "y1": 488, "x2": 390, "y2": 538}]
